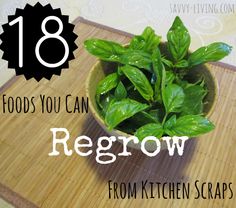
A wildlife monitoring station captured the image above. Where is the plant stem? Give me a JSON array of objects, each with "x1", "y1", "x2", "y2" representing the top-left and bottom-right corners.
[{"x1": 162, "y1": 112, "x2": 168, "y2": 126}]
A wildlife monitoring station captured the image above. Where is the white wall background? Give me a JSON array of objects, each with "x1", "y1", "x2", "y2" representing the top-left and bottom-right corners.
[{"x1": 0, "y1": 0, "x2": 235, "y2": 86}]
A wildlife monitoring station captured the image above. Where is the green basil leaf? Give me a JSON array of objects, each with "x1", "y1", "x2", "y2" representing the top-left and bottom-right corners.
[
  {"x1": 117, "y1": 65, "x2": 124, "y2": 76},
  {"x1": 164, "y1": 115, "x2": 215, "y2": 137},
  {"x1": 157, "y1": 64, "x2": 167, "y2": 104},
  {"x1": 167, "y1": 16, "x2": 191, "y2": 61},
  {"x1": 84, "y1": 39, "x2": 152, "y2": 70},
  {"x1": 135, "y1": 123, "x2": 164, "y2": 141},
  {"x1": 114, "y1": 81, "x2": 127, "y2": 100},
  {"x1": 100, "y1": 94, "x2": 115, "y2": 116},
  {"x1": 84, "y1": 39, "x2": 126, "y2": 61},
  {"x1": 120, "y1": 50, "x2": 152, "y2": 71},
  {"x1": 176, "y1": 80, "x2": 194, "y2": 89},
  {"x1": 152, "y1": 48, "x2": 163, "y2": 101},
  {"x1": 163, "y1": 84, "x2": 185, "y2": 113},
  {"x1": 131, "y1": 111, "x2": 159, "y2": 126},
  {"x1": 165, "y1": 71, "x2": 175, "y2": 85},
  {"x1": 188, "y1": 42, "x2": 232, "y2": 67},
  {"x1": 96, "y1": 73, "x2": 119, "y2": 106},
  {"x1": 121, "y1": 65, "x2": 154, "y2": 101},
  {"x1": 141, "y1": 26, "x2": 161, "y2": 53},
  {"x1": 148, "y1": 109, "x2": 165, "y2": 123},
  {"x1": 161, "y1": 58, "x2": 174, "y2": 68},
  {"x1": 129, "y1": 27, "x2": 161, "y2": 53},
  {"x1": 181, "y1": 85, "x2": 206, "y2": 115},
  {"x1": 129, "y1": 35, "x2": 146, "y2": 50},
  {"x1": 161, "y1": 65, "x2": 166, "y2": 92},
  {"x1": 105, "y1": 98, "x2": 149, "y2": 129},
  {"x1": 199, "y1": 79, "x2": 205, "y2": 87},
  {"x1": 174, "y1": 59, "x2": 189, "y2": 68},
  {"x1": 164, "y1": 114, "x2": 176, "y2": 130}
]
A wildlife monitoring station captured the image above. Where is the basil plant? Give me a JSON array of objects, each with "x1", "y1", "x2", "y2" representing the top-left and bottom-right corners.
[{"x1": 84, "y1": 16, "x2": 232, "y2": 140}]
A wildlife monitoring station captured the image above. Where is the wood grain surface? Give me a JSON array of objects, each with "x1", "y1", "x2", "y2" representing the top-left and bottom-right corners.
[{"x1": 0, "y1": 18, "x2": 235, "y2": 208}]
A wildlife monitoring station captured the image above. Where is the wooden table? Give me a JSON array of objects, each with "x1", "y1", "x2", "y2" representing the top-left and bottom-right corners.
[{"x1": 0, "y1": 17, "x2": 235, "y2": 208}]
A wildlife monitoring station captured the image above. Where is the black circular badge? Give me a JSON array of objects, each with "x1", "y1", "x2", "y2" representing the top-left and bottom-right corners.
[{"x1": 0, "y1": 3, "x2": 78, "y2": 81}]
